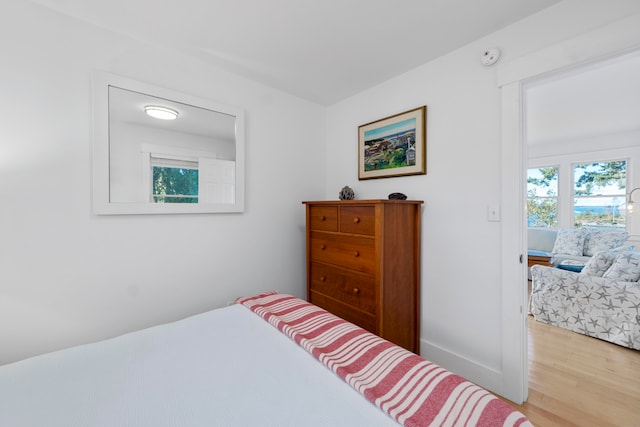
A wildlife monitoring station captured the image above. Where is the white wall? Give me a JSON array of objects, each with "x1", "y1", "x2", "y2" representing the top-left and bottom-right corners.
[
  {"x1": 325, "y1": 0, "x2": 640, "y2": 396},
  {"x1": 0, "y1": 0, "x2": 326, "y2": 364}
]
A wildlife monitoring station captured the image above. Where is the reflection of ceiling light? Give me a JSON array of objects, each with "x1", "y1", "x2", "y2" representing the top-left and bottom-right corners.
[{"x1": 144, "y1": 105, "x2": 179, "y2": 120}]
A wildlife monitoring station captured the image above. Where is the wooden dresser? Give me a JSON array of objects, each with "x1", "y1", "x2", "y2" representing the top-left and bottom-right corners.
[{"x1": 302, "y1": 199, "x2": 423, "y2": 353}]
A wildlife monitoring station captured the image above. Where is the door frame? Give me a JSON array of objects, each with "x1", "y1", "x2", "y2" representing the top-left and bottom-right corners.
[{"x1": 497, "y1": 14, "x2": 640, "y2": 403}]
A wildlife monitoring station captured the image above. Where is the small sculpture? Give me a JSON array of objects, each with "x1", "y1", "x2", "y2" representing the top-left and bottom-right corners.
[{"x1": 339, "y1": 186, "x2": 355, "y2": 200}]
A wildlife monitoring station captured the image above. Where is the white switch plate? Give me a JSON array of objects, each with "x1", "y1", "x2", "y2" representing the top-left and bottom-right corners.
[{"x1": 488, "y1": 204, "x2": 500, "y2": 221}]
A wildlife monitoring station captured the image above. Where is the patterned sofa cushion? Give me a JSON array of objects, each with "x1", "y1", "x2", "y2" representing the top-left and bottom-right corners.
[
  {"x1": 583, "y1": 229, "x2": 629, "y2": 257},
  {"x1": 551, "y1": 228, "x2": 588, "y2": 256},
  {"x1": 602, "y1": 252, "x2": 640, "y2": 282},
  {"x1": 581, "y1": 246, "x2": 634, "y2": 277}
]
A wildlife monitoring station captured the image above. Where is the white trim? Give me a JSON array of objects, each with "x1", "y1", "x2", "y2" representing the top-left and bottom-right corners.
[
  {"x1": 497, "y1": 14, "x2": 640, "y2": 87},
  {"x1": 421, "y1": 339, "x2": 503, "y2": 393},
  {"x1": 141, "y1": 152, "x2": 151, "y2": 202},
  {"x1": 141, "y1": 143, "x2": 219, "y2": 162},
  {"x1": 499, "y1": 82, "x2": 528, "y2": 403}
]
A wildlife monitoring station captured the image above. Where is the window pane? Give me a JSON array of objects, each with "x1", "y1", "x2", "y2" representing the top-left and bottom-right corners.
[
  {"x1": 573, "y1": 197, "x2": 625, "y2": 229},
  {"x1": 527, "y1": 167, "x2": 557, "y2": 197},
  {"x1": 573, "y1": 161, "x2": 626, "y2": 196},
  {"x1": 153, "y1": 166, "x2": 199, "y2": 204},
  {"x1": 573, "y1": 161, "x2": 626, "y2": 229},
  {"x1": 527, "y1": 167, "x2": 558, "y2": 228}
]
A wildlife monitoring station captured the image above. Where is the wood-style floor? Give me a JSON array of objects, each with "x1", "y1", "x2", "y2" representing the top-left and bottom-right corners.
[{"x1": 503, "y1": 314, "x2": 640, "y2": 427}]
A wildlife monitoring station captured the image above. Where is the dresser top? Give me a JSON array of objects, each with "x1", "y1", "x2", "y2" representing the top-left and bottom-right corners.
[{"x1": 302, "y1": 199, "x2": 423, "y2": 205}]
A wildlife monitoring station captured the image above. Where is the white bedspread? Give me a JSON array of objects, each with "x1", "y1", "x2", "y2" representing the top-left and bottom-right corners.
[{"x1": 0, "y1": 304, "x2": 399, "y2": 427}]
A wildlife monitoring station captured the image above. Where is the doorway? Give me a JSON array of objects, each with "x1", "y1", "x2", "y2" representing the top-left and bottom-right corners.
[{"x1": 498, "y1": 21, "x2": 640, "y2": 404}]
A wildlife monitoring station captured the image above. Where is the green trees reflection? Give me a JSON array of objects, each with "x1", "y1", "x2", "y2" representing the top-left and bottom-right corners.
[{"x1": 153, "y1": 167, "x2": 198, "y2": 203}]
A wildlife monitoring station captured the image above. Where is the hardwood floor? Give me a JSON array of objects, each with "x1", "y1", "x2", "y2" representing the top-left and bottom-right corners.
[{"x1": 503, "y1": 314, "x2": 640, "y2": 426}]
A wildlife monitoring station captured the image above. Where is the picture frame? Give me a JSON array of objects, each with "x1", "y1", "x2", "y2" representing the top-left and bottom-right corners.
[{"x1": 358, "y1": 106, "x2": 426, "y2": 180}]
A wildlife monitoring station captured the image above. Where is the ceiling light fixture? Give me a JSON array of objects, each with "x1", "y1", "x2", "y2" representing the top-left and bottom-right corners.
[{"x1": 144, "y1": 105, "x2": 179, "y2": 120}]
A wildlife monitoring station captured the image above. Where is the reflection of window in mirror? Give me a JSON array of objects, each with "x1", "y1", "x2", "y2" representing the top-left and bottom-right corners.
[
  {"x1": 140, "y1": 144, "x2": 235, "y2": 204},
  {"x1": 151, "y1": 158, "x2": 199, "y2": 204}
]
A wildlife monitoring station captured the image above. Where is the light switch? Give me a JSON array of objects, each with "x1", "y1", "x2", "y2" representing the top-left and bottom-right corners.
[{"x1": 488, "y1": 204, "x2": 500, "y2": 221}]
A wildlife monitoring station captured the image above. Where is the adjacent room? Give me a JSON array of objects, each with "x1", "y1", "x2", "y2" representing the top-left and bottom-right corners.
[
  {"x1": 1, "y1": 1, "x2": 639, "y2": 426},
  {"x1": 523, "y1": 50, "x2": 640, "y2": 425}
]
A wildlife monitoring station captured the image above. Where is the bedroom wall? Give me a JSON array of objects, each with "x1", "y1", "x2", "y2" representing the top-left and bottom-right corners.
[
  {"x1": 325, "y1": 0, "x2": 640, "y2": 392},
  {"x1": 0, "y1": 1, "x2": 326, "y2": 364}
]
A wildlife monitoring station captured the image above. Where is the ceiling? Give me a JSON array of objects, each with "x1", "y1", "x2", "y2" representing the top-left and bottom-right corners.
[
  {"x1": 30, "y1": 0, "x2": 561, "y2": 105},
  {"x1": 526, "y1": 50, "x2": 640, "y2": 144},
  {"x1": 109, "y1": 84, "x2": 237, "y2": 142}
]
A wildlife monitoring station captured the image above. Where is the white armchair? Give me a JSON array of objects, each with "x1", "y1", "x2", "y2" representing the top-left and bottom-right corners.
[{"x1": 530, "y1": 253, "x2": 640, "y2": 350}]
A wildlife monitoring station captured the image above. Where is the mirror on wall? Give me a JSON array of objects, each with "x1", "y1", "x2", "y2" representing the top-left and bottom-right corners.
[{"x1": 92, "y1": 71, "x2": 245, "y2": 214}]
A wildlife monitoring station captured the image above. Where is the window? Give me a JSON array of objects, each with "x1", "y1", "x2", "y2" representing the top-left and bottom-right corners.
[
  {"x1": 573, "y1": 161, "x2": 626, "y2": 229},
  {"x1": 528, "y1": 160, "x2": 630, "y2": 231},
  {"x1": 527, "y1": 167, "x2": 558, "y2": 228},
  {"x1": 143, "y1": 149, "x2": 235, "y2": 205},
  {"x1": 151, "y1": 157, "x2": 199, "y2": 204}
]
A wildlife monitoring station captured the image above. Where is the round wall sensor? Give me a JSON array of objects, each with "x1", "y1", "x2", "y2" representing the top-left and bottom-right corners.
[{"x1": 481, "y1": 48, "x2": 501, "y2": 66}]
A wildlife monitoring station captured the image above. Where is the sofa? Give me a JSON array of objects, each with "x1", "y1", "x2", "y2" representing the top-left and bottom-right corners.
[
  {"x1": 527, "y1": 227, "x2": 557, "y2": 259},
  {"x1": 530, "y1": 249, "x2": 640, "y2": 350},
  {"x1": 528, "y1": 227, "x2": 629, "y2": 268}
]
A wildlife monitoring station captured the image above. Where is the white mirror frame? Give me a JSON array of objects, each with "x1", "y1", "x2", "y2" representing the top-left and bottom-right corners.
[{"x1": 92, "y1": 71, "x2": 245, "y2": 214}]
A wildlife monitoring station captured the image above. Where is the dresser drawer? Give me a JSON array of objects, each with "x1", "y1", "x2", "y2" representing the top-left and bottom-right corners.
[
  {"x1": 309, "y1": 206, "x2": 338, "y2": 231},
  {"x1": 309, "y1": 231, "x2": 375, "y2": 274},
  {"x1": 339, "y1": 206, "x2": 375, "y2": 235},
  {"x1": 309, "y1": 291, "x2": 378, "y2": 334},
  {"x1": 309, "y1": 262, "x2": 376, "y2": 314}
]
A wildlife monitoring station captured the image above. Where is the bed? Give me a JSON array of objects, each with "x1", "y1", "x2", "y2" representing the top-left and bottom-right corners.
[{"x1": 0, "y1": 292, "x2": 531, "y2": 426}]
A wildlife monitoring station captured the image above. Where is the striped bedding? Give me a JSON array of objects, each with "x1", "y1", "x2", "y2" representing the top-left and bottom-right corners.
[{"x1": 237, "y1": 292, "x2": 532, "y2": 427}]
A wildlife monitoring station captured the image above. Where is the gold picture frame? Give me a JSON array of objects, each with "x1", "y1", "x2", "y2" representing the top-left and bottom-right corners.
[{"x1": 358, "y1": 106, "x2": 426, "y2": 180}]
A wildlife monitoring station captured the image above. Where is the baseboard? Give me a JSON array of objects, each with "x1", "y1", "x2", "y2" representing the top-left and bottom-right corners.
[{"x1": 420, "y1": 338, "x2": 504, "y2": 397}]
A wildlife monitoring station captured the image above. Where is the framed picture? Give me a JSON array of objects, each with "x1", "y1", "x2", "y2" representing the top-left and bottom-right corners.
[{"x1": 358, "y1": 106, "x2": 426, "y2": 180}]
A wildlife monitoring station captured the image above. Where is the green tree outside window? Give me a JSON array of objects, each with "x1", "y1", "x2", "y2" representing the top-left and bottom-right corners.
[{"x1": 153, "y1": 166, "x2": 199, "y2": 203}]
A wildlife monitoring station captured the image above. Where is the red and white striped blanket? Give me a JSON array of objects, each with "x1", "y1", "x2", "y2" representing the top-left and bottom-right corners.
[{"x1": 236, "y1": 292, "x2": 532, "y2": 427}]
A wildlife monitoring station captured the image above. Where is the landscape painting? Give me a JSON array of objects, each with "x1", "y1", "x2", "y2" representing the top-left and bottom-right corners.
[{"x1": 358, "y1": 106, "x2": 426, "y2": 180}]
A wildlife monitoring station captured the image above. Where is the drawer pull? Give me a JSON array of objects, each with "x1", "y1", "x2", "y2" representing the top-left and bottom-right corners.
[
  {"x1": 320, "y1": 244, "x2": 327, "y2": 250},
  {"x1": 320, "y1": 276, "x2": 326, "y2": 282},
  {"x1": 320, "y1": 215, "x2": 326, "y2": 221},
  {"x1": 353, "y1": 251, "x2": 360, "y2": 257},
  {"x1": 353, "y1": 217, "x2": 360, "y2": 223},
  {"x1": 352, "y1": 287, "x2": 360, "y2": 294}
]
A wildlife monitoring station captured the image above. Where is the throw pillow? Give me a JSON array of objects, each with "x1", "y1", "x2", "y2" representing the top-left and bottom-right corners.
[
  {"x1": 551, "y1": 228, "x2": 588, "y2": 256},
  {"x1": 602, "y1": 252, "x2": 640, "y2": 282},
  {"x1": 583, "y1": 229, "x2": 629, "y2": 257},
  {"x1": 581, "y1": 246, "x2": 633, "y2": 277}
]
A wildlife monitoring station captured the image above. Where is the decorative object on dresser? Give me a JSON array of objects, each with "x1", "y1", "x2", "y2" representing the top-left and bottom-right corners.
[
  {"x1": 338, "y1": 185, "x2": 355, "y2": 200},
  {"x1": 388, "y1": 192, "x2": 407, "y2": 200},
  {"x1": 302, "y1": 199, "x2": 423, "y2": 353}
]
